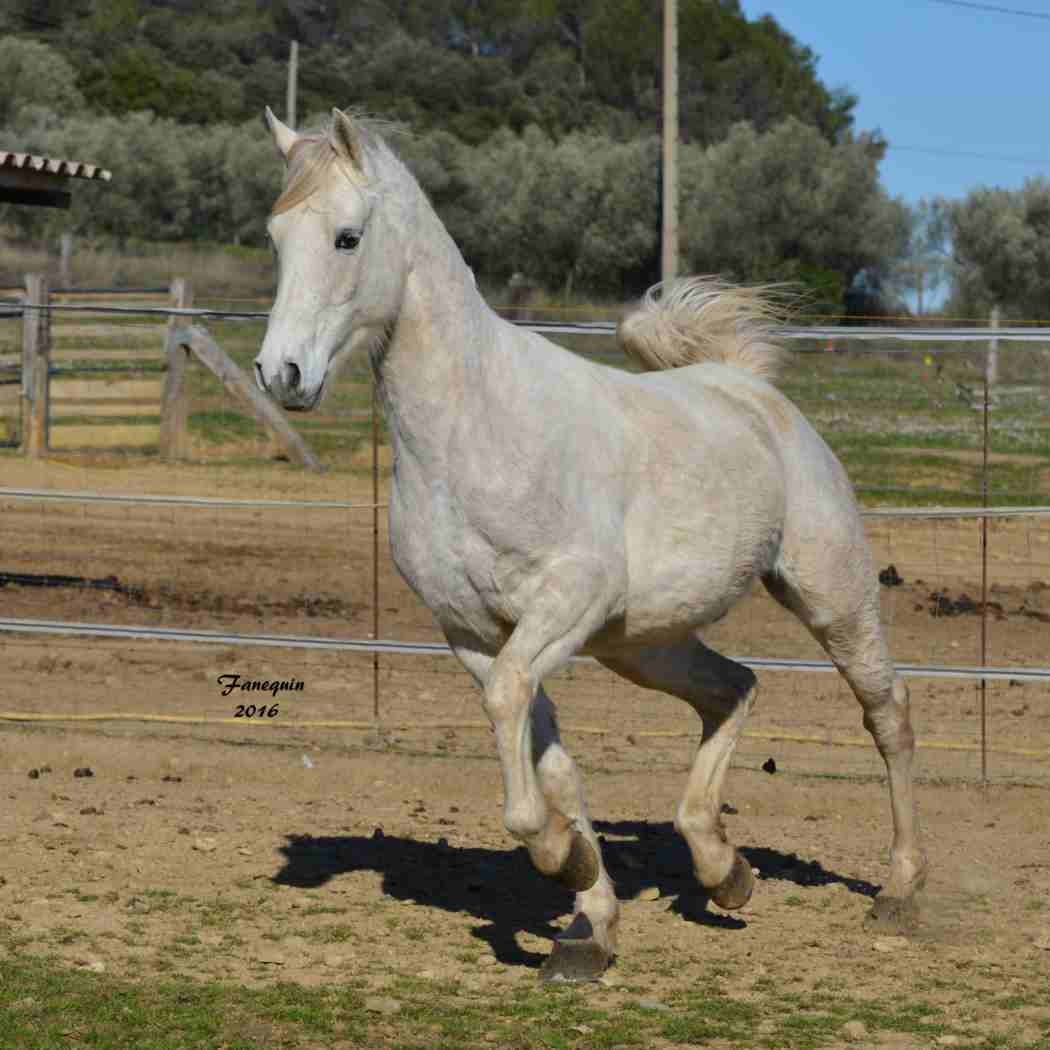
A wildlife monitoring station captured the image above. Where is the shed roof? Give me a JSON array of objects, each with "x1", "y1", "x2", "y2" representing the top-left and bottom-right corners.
[
  {"x1": 0, "y1": 150, "x2": 112, "y2": 209},
  {"x1": 0, "y1": 151, "x2": 112, "y2": 182}
]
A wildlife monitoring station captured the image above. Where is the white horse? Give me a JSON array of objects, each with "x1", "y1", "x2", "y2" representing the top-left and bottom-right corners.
[{"x1": 254, "y1": 108, "x2": 927, "y2": 982}]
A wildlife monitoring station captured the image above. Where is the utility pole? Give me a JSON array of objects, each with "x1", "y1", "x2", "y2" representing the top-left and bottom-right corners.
[
  {"x1": 287, "y1": 40, "x2": 299, "y2": 130},
  {"x1": 661, "y1": 0, "x2": 679, "y2": 287},
  {"x1": 986, "y1": 303, "x2": 1000, "y2": 389}
]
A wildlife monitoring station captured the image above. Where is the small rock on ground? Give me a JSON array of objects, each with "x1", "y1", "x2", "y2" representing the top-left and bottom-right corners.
[
  {"x1": 873, "y1": 936, "x2": 909, "y2": 953},
  {"x1": 638, "y1": 886, "x2": 661, "y2": 902},
  {"x1": 364, "y1": 996, "x2": 402, "y2": 1016},
  {"x1": 636, "y1": 998, "x2": 672, "y2": 1012},
  {"x1": 842, "y1": 1020, "x2": 868, "y2": 1041}
]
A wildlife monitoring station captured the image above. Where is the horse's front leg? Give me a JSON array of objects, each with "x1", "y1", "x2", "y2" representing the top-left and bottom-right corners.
[
  {"x1": 456, "y1": 646, "x2": 619, "y2": 981},
  {"x1": 450, "y1": 563, "x2": 620, "y2": 979},
  {"x1": 529, "y1": 685, "x2": 619, "y2": 982},
  {"x1": 460, "y1": 564, "x2": 612, "y2": 870}
]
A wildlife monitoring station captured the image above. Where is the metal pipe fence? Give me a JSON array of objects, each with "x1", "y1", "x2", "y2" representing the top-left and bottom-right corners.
[{"x1": 2, "y1": 289, "x2": 1048, "y2": 781}]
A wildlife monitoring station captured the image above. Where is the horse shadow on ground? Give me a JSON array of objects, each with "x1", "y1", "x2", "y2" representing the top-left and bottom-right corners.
[{"x1": 273, "y1": 820, "x2": 879, "y2": 970}]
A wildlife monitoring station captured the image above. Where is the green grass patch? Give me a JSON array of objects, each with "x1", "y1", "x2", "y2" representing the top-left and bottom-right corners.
[
  {"x1": 51, "y1": 414, "x2": 161, "y2": 427},
  {"x1": 2, "y1": 948, "x2": 1047, "y2": 1050},
  {"x1": 188, "y1": 409, "x2": 265, "y2": 443}
]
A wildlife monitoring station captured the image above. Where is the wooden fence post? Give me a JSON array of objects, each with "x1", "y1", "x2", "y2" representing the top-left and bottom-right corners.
[
  {"x1": 173, "y1": 324, "x2": 323, "y2": 472},
  {"x1": 21, "y1": 273, "x2": 50, "y2": 458},
  {"x1": 59, "y1": 232, "x2": 73, "y2": 289},
  {"x1": 159, "y1": 278, "x2": 193, "y2": 460}
]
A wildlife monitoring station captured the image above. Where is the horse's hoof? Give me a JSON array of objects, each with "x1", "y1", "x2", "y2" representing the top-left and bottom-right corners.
[
  {"x1": 709, "y1": 851, "x2": 754, "y2": 911},
  {"x1": 540, "y1": 915, "x2": 610, "y2": 984},
  {"x1": 867, "y1": 893, "x2": 919, "y2": 931},
  {"x1": 554, "y1": 830, "x2": 600, "y2": 893}
]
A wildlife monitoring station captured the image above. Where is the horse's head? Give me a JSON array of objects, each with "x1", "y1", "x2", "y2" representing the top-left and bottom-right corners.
[{"x1": 254, "y1": 108, "x2": 405, "y2": 411}]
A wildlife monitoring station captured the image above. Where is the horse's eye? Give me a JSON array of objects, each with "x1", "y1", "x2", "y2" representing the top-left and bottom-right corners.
[{"x1": 334, "y1": 229, "x2": 360, "y2": 252}]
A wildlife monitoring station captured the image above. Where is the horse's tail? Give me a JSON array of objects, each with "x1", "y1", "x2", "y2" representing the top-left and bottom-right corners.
[{"x1": 617, "y1": 276, "x2": 787, "y2": 381}]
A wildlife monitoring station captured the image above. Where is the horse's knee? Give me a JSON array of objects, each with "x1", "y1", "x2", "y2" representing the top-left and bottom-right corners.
[
  {"x1": 484, "y1": 665, "x2": 531, "y2": 721},
  {"x1": 893, "y1": 677, "x2": 909, "y2": 704}
]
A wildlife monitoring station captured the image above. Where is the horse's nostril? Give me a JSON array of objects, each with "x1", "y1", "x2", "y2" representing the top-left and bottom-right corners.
[
  {"x1": 253, "y1": 360, "x2": 266, "y2": 392},
  {"x1": 282, "y1": 361, "x2": 302, "y2": 392}
]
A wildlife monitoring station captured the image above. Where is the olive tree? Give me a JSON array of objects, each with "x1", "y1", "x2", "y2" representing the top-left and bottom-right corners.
[
  {"x1": 457, "y1": 126, "x2": 658, "y2": 296},
  {"x1": 949, "y1": 180, "x2": 1050, "y2": 318},
  {"x1": 680, "y1": 118, "x2": 908, "y2": 307},
  {"x1": 0, "y1": 37, "x2": 84, "y2": 129}
]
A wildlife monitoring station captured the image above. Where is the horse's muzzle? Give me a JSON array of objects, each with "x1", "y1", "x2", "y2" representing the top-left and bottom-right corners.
[{"x1": 254, "y1": 357, "x2": 321, "y2": 411}]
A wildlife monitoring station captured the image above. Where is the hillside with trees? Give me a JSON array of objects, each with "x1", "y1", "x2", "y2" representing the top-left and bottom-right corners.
[
  {"x1": 1, "y1": 0, "x2": 910, "y2": 308},
  {"x1": 0, "y1": 0, "x2": 856, "y2": 143}
]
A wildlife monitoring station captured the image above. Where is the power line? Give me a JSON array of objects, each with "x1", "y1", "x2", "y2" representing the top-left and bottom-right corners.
[
  {"x1": 889, "y1": 144, "x2": 1050, "y2": 166},
  {"x1": 927, "y1": 0, "x2": 1050, "y2": 21}
]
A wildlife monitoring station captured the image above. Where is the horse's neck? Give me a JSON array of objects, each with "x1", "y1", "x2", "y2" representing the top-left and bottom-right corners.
[{"x1": 373, "y1": 199, "x2": 507, "y2": 478}]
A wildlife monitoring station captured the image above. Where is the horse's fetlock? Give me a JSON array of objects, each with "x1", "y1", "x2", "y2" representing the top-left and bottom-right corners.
[
  {"x1": 504, "y1": 800, "x2": 546, "y2": 841},
  {"x1": 891, "y1": 845, "x2": 928, "y2": 888},
  {"x1": 674, "y1": 803, "x2": 718, "y2": 842}
]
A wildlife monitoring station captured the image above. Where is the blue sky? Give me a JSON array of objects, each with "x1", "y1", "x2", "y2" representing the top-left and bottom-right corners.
[{"x1": 738, "y1": 0, "x2": 1050, "y2": 206}]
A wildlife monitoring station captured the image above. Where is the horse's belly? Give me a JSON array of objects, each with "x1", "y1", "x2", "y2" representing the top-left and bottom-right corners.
[
  {"x1": 619, "y1": 515, "x2": 782, "y2": 641},
  {"x1": 619, "y1": 568, "x2": 752, "y2": 642}
]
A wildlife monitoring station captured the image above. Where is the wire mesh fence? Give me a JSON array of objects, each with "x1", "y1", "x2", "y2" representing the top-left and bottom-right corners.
[{"x1": 1, "y1": 291, "x2": 1048, "y2": 784}]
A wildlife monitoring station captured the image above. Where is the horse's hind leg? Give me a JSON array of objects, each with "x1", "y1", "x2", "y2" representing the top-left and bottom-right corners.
[
  {"x1": 602, "y1": 641, "x2": 758, "y2": 910},
  {"x1": 763, "y1": 566, "x2": 927, "y2": 922}
]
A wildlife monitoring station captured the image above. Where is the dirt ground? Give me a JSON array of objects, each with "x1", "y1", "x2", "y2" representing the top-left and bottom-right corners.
[
  {"x1": 1, "y1": 455, "x2": 1049, "y2": 1041},
  {"x1": 2, "y1": 727, "x2": 1049, "y2": 1046}
]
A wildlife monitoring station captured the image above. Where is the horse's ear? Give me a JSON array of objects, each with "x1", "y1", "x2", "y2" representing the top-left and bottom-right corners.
[
  {"x1": 264, "y1": 107, "x2": 298, "y2": 160},
  {"x1": 331, "y1": 108, "x2": 366, "y2": 171}
]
